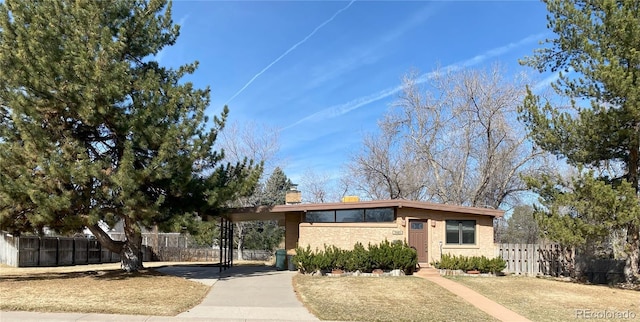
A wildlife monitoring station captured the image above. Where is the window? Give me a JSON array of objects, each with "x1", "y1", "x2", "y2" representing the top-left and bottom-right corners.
[
  {"x1": 365, "y1": 208, "x2": 395, "y2": 222},
  {"x1": 336, "y1": 209, "x2": 364, "y2": 222},
  {"x1": 303, "y1": 208, "x2": 395, "y2": 223},
  {"x1": 305, "y1": 211, "x2": 334, "y2": 223},
  {"x1": 410, "y1": 222, "x2": 424, "y2": 230},
  {"x1": 446, "y1": 220, "x2": 475, "y2": 245}
]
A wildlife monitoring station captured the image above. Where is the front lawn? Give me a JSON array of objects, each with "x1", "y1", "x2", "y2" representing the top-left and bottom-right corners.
[
  {"x1": 448, "y1": 276, "x2": 640, "y2": 321},
  {"x1": 293, "y1": 275, "x2": 497, "y2": 321},
  {"x1": 0, "y1": 262, "x2": 210, "y2": 316}
]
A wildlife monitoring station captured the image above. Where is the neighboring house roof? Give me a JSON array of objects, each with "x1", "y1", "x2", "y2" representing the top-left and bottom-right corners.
[{"x1": 225, "y1": 199, "x2": 504, "y2": 222}]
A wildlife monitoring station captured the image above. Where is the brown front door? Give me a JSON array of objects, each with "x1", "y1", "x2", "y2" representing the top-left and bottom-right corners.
[{"x1": 409, "y1": 220, "x2": 428, "y2": 263}]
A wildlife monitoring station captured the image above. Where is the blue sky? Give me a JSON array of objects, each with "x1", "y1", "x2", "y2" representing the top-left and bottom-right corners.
[{"x1": 160, "y1": 0, "x2": 552, "y2": 185}]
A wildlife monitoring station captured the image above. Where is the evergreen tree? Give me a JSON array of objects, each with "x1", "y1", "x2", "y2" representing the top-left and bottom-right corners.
[
  {"x1": 0, "y1": 0, "x2": 261, "y2": 272},
  {"x1": 503, "y1": 205, "x2": 540, "y2": 244},
  {"x1": 519, "y1": 0, "x2": 640, "y2": 281},
  {"x1": 259, "y1": 167, "x2": 292, "y2": 206}
]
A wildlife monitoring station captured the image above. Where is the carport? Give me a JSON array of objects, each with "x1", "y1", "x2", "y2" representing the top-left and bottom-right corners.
[{"x1": 214, "y1": 206, "x2": 288, "y2": 272}]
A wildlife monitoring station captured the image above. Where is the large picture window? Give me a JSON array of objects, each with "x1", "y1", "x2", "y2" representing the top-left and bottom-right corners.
[
  {"x1": 365, "y1": 208, "x2": 394, "y2": 222},
  {"x1": 446, "y1": 220, "x2": 476, "y2": 245},
  {"x1": 336, "y1": 209, "x2": 364, "y2": 222},
  {"x1": 305, "y1": 208, "x2": 395, "y2": 223},
  {"x1": 305, "y1": 211, "x2": 334, "y2": 223}
]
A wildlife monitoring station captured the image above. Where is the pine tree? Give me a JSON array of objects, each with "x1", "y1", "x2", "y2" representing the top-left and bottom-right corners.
[
  {"x1": 0, "y1": 0, "x2": 261, "y2": 272},
  {"x1": 519, "y1": 0, "x2": 640, "y2": 282},
  {"x1": 502, "y1": 205, "x2": 540, "y2": 244},
  {"x1": 260, "y1": 167, "x2": 293, "y2": 206}
]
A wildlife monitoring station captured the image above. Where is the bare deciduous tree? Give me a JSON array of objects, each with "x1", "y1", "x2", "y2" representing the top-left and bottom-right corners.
[
  {"x1": 348, "y1": 65, "x2": 547, "y2": 209},
  {"x1": 218, "y1": 120, "x2": 283, "y2": 177},
  {"x1": 346, "y1": 131, "x2": 427, "y2": 201},
  {"x1": 298, "y1": 168, "x2": 348, "y2": 203}
]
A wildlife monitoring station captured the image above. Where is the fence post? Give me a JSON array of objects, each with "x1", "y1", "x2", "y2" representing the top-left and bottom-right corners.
[
  {"x1": 15, "y1": 235, "x2": 20, "y2": 267},
  {"x1": 56, "y1": 237, "x2": 59, "y2": 266},
  {"x1": 527, "y1": 244, "x2": 534, "y2": 276}
]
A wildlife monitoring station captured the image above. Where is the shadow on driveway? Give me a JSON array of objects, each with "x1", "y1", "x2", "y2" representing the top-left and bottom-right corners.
[{"x1": 154, "y1": 263, "x2": 284, "y2": 281}]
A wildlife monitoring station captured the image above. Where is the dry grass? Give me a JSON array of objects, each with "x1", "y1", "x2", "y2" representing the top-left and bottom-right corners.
[
  {"x1": 448, "y1": 276, "x2": 640, "y2": 321},
  {"x1": 0, "y1": 262, "x2": 211, "y2": 316},
  {"x1": 0, "y1": 261, "x2": 212, "y2": 275},
  {"x1": 293, "y1": 275, "x2": 497, "y2": 322}
]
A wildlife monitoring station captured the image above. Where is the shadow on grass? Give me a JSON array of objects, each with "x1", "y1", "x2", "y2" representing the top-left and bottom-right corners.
[
  {"x1": 1, "y1": 262, "x2": 282, "y2": 282},
  {"x1": 0, "y1": 268, "x2": 167, "y2": 282}
]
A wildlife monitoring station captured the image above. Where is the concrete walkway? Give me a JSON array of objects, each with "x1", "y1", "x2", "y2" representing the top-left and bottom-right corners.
[
  {"x1": 414, "y1": 268, "x2": 532, "y2": 322},
  {"x1": 0, "y1": 265, "x2": 317, "y2": 322},
  {"x1": 172, "y1": 265, "x2": 318, "y2": 321}
]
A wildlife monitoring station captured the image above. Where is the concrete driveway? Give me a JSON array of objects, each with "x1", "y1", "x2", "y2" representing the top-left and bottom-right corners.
[{"x1": 160, "y1": 264, "x2": 319, "y2": 321}]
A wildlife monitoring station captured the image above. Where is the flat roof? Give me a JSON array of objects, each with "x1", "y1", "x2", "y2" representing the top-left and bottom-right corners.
[{"x1": 225, "y1": 199, "x2": 504, "y2": 222}]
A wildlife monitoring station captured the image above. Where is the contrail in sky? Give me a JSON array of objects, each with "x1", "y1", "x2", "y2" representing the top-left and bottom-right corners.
[
  {"x1": 225, "y1": 0, "x2": 356, "y2": 105},
  {"x1": 284, "y1": 32, "x2": 546, "y2": 130},
  {"x1": 532, "y1": 70, "x2": 562, "y2": 92}
]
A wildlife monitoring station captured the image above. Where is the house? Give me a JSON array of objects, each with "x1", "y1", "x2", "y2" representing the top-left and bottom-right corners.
[{"x1": 227, "y1": 199, "x2": 504, "y2": 266}]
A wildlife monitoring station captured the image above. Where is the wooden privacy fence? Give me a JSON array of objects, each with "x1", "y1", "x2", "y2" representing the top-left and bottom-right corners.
[
  {"x1": 1, "y1": 231, "x2": 271, "y2": 267},
  {"x1": 0, "y1": 232, "x2": 152, "y2": 267},
  {"x1": 496, "y1": 243, "x2": 575, "y2": 277}
]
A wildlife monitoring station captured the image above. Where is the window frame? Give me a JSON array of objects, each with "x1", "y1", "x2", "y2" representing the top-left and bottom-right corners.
[
  {"x1": 304, "y1": 207, "x2": 395, "y2": 223},
  {"x1": 445, "y1": 220, "x2": 476, "y2": 245}
]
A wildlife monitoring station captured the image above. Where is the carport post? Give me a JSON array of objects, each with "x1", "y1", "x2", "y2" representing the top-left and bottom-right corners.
[{"x1": 218, "y1": 215, "x2": 234, "y2": 273}]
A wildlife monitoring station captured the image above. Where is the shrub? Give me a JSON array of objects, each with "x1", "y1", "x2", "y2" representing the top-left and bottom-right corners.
[
  {"x1": 345, "y1": 242, "x2": 373, "y2": 272},
  {"x1": 292, "y1": 245, "x2": 316, "y2": 274},
  {"x1": 486, "y1": 257, "x2": 507, "y2": 274},
  {"x1": 294, "y1": 240, "x2": 419, "y2": 274},
  {"x1": 390, "y1": 241, "x2": 418, "y2": 274},
  {"x1": 323, "y1": 245, "x2": 347, "y2": 270},
  {"x1": 433, "y1": 254, "x2": 506, "y2": 274},
  {"x1": 313, "y1": 247, "x2": 332, "y2": 271},
  {"x1": 369, "y1": 239, "x2": 394, "y2": 270}
]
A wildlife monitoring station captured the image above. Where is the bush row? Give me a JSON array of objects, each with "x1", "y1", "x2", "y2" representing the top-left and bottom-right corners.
[
  {"x1": 431, "y1": 254, "x2": 506, "y2": 274},
  {"x1": 292, "y1": 240, "x2": 418, "y2": 275}
]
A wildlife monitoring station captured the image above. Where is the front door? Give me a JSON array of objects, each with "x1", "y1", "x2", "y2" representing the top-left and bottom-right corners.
[{"x1": 409, "y1": 220, "x2": 428, "y2": 263}]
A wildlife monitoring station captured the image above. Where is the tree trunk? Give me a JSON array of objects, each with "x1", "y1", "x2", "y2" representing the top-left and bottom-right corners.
[
  {"x1": 236, "y1": 222, "x2": 244, "y2": 261},
  {"x1": 237, "y1": 237, "x2": 244, "y2": 261},
  {"x1": 625, "y1": 223, "x2": 640, "y2": 283},
  {"x1": 121, "y1": 216, "x2": 144, "y2": 272},
  {"x1": 86, "y1": 221, "x2": 142, "y2": 272},
  {"x1": 120, "y1": 236, "x2": 144, "y2": 273},
  {"x1": 86, "y1": 223, "x2": 124, "y2": 254}
]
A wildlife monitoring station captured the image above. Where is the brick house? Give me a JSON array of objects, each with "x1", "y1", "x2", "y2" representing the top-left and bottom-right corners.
[{"x1": 227, "y1": 199, "x2": 503, "y2": 266}]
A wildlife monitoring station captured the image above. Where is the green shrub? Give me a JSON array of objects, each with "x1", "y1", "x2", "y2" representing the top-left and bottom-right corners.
[
  {"x1": 345, "y1": 242, "x2": 373, "y2": 272},
  {"x1": 323, "y1": 245, "x2": 347, "y2": 270},
  {"x1": 292, "y1": 245, "x2": 316, "y2": 274},
  {"x1": 313, "y1": 247, "x2": 332, "y2": 271},
  {"x1": 390, "y1": 241, "x2": 418, "y2": 274},
  {"x1": 295, "y1": 240, "x2": 420, "y2": 274},
  {"x1": 433, "y1": 254, "x2": 506, "y2": 274},
  {"x1": 369, "y1": 239, "x2": 394, "y2": 270},
  {"x1": 486, "y1": 257, "x2": 507, "y2": 274}
]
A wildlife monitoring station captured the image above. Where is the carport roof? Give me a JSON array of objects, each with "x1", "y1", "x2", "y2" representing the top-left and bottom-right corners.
[{"x1": 225, "y1": 199, "x2": 504, "y2": 222}]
